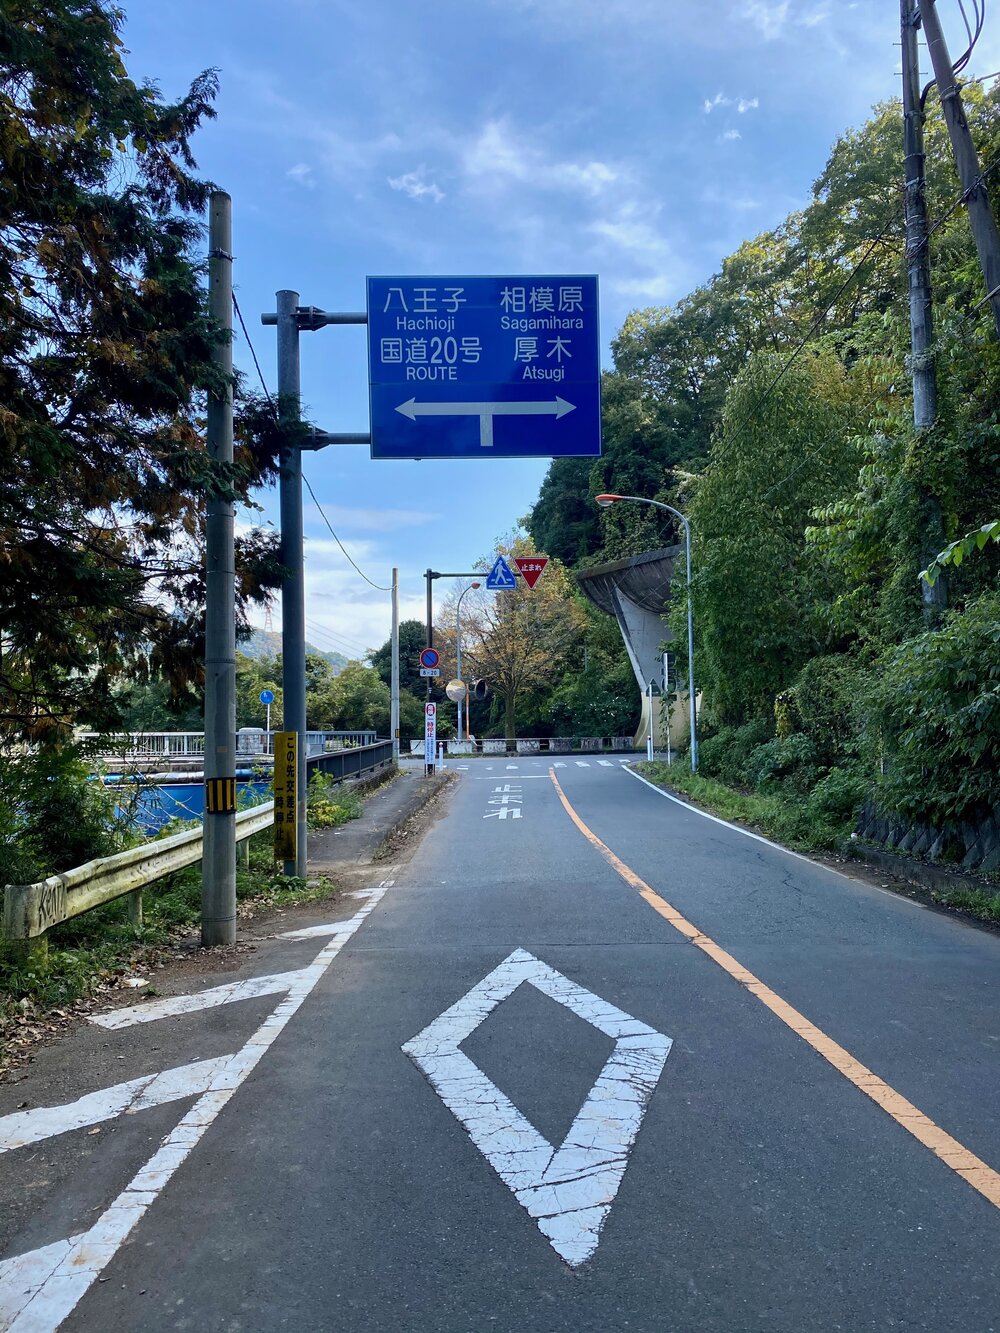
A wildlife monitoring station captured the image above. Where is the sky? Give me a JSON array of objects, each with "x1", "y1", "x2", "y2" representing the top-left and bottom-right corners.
[{"x1": 118, "y1": 0, "x2": 1000, "y2": 663}]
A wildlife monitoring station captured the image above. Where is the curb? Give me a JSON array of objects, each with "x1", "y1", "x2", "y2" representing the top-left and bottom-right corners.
[{"x1": 847, "y1": 842, "x2": 999, "y2": 898}]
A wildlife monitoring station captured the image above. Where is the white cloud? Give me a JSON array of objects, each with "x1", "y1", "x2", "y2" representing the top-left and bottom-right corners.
[
  {"x1": 744, "y1": 0, "x2": 790, "y2": 38},
  {"x1": 743, "y1": 1, "x2": 830, "y2": 40},
  {"x1": 303, "y1": 504, "x2": 435, "y2": 532},
  {"x1": 388, "y1": 168, "x2": 444, "y2": 204},
  {"x1": 286, "y1": 162, "x2": 315, "y2": 189},
  {"x1": 704, "y1": 92, "x2": 759, "y2": 114},
  {"x1": 721, "y1": 129, "x2": 742, "y2": 141},
  {"x1": 461, "y1": 119, "x2": 619, "y2": 197}
]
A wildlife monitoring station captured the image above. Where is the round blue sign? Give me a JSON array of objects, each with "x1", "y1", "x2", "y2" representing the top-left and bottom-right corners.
[
  {"x1": 419, "y1": 648, "x2": 440, "y2": 669},
  {"x1": 259, "y1": 689, "x2": 275, "y2": 705}
]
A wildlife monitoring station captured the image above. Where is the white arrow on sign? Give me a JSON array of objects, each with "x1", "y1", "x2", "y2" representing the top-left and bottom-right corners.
[{"x1": 395, "y1": 397, "x2": 576, "y2": 447}]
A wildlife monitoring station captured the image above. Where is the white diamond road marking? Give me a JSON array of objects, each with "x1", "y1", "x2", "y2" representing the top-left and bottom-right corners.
[
  {"x1": 0, "y1": 880, "x2": 393, "y2": 1332},
  {"x1": 402, "y1": 948, "x2": 671, "y2": 1268}
]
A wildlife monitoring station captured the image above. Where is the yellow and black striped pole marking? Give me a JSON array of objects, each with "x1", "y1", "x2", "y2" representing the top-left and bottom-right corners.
[{"x1": 204, "y1": 776, "x2": 238, "y2": 814}]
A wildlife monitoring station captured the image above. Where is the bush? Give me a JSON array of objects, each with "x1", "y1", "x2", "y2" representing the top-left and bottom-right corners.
[
  {"x1": 0, "y1": 746, "x2": 132, "y2": 886},
  {"x1": 306, "y1": 772, "x2": 363, "y2": 829},
  {"x1": 807, "y1": 766, "x2": 868, "y2": 822},
  {"x1": 869, "y1": 591, "x2": 1000, "y2": 822},
  {"x1": 697, "y1": 716, "x2": 773, "y2": 786},
  {"x1": 745, "y1": 733, "x2": 820, "y2": 796},
  {"x1": 792, "y1": 653, "x2": 868, "y2": 766}
]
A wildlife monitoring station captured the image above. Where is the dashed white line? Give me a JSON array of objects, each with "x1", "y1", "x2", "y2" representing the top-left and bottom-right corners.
[{"x1": 575, "y1": 761, "x2": 590, "y2": 768}]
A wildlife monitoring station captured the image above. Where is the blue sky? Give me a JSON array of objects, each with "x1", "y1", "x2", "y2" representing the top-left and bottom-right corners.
[{"x1": 119, "y1": 0, "x2": 998, "y2": 660}]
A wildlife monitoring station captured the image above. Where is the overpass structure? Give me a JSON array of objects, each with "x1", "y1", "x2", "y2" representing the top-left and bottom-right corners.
[{"x1": 576, "y1": 546, "x2": 693, "y2": 752}]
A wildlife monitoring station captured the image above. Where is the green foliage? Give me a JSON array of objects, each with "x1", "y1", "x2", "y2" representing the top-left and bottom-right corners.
[
  {"x1": 697, "y1": 717, "x2": 773, "y2": 787},
  {"x1": 869, "y1": 592, "x2": 1000, "y2": 823},
  {"x1": 371, "y1": 620, "x2": 426, "y2": 696},
  {"x1": 745, "y1": 734, "x2": 821, "y2": 797},
  {"x1": 306, "y1": 772, "x2": 363, "y2": 829},
  {"x1": 635, "y1": 762, "x2": 853, "y2": 852},
  {"x1": 0, "y1": 745, "x2": 134, "y2": 886},
  {"x1": 0, "y1": 2, "x2": 281, "y2": 743},
  {"x1": 686, "y1": 349, "x2": 862, "y2": 723},
  {"x1": 921, "y1": 521, "x2": 1000, "y2": 587},
  {"x1": 791, "y1": 653, "x2": 868, "y2": 767},
  {"x1": 806, "y1": 767, "x2": 868, "y2": 823}
]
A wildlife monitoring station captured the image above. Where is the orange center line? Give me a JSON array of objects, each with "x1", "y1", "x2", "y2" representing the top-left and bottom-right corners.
[{"x1": 548, "y1": 768, "x2": 1000, "y2": 1211}]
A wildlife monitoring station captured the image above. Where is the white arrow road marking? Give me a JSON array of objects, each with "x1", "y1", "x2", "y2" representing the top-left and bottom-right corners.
[
  {"x1": 0, "y1": 1057, "x2": 231, "y2": 1154},
  {"x1": 395, "y1": 397, "x2": 576, "y2": 447},
  {"x1": 0, "y1": 880, "x2": 393, "y2": 1332},
  {"x1": 403, "y1": 949, "x2": 671, "y2": 1267},
  {"x1": 90, "y1": 968, "x2": 310, "y2": 1029}
]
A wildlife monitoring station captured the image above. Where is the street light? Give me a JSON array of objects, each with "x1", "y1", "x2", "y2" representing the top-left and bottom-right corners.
[
  {"x1": 595, "y1": 493, "x2": 699, "y2": 771},
  {"x1": 455, "y1": 581, "x2": 482, "y2": 741}
]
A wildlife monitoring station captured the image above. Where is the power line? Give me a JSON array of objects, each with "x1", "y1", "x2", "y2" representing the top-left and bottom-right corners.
[
  {"x1": 302, "y1": 473, "x2": 393, "y2": 592},
  {"x1": 231, "y1": 292, "x2": 393, "y2": 597}
]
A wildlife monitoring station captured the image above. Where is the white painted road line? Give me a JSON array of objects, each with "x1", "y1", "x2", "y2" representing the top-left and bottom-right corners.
[
  {"x1": 403, "y1": 948, "x2": 671, "y2": 1268},
  {"x1": 277, "y1": 904, "x2": 380, "y2": 939},
  {"x1": 0, "y1": 1057, "x2": 230, "y2": 1154},
  {"x1": 575, "y1": 761, "x2": 590, "y2": 768},
  {"x1": 598, "y1": 760, "x2": 614, "y2": 767},
  {"x1": 89, "y1": 968, "x2": 309, "y2": 1029},
  {"x1": 0, "y1": 880, "x2": 394, "y2": 1332}
]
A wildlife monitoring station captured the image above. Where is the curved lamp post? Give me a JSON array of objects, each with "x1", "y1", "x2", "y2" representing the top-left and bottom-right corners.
[
  {"x1": 455, "y1": 581, "x2": 482, "y2": 741},
  {"x1": 595, "y1": 494, "x2": 698, "y2": 771}
]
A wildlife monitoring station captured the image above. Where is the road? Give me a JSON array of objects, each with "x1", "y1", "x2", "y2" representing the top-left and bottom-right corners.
[{"x1": 3, "y1": 757, "x2": 1000, "y2": 1331}]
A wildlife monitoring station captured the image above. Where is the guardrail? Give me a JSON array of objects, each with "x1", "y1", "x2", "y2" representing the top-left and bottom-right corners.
[
  {"x1": 308, "y1": 739, "x2": 394, "y2": 781},
  {"x1": 3, "y1": 741, "x2": 396, "y2": 947},
  {"x1": 78, "y1": 730, "x2": 379, "y2": 763},
  {"x1": 3, "y1": 803, "x2": 275, "y2": 943}
]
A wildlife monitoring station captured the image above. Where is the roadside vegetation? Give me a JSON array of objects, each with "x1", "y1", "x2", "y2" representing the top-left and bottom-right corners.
[{"x1": 0, "y1": 771, "x2": 371, "y2": 1064}]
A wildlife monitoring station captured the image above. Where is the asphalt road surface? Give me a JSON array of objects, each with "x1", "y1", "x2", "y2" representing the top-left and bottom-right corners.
[{"x1": 3, "y1": 757, "x2": 1000, "y2": 1332}]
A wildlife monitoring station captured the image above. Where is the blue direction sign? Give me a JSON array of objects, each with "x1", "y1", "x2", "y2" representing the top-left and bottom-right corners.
[
  {"x1": 366, "y1": 276, "x2": 601, "y2": 460},
  {"x1": 485, "y1": 555, "x2": 517, "y2": 591},
  {"x1": 259, "y1": 689, "x2": 275, "y2": 706}
]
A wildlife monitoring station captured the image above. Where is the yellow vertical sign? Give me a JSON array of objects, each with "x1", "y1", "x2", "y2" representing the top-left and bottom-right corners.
[{"x1": 273, "y1": 731, "x2": 297, "y2": 862}]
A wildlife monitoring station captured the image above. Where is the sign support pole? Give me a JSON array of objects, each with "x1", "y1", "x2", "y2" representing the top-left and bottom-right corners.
[
  {"x1": 202, "y1": 190, "x2": 237, "y2": 946},
  {"x1": 276, "y1": 289, "x2": 308, "y2": 878},
  {"x1": 391, "y1": 567, "x2": 400, "y2": 763}
]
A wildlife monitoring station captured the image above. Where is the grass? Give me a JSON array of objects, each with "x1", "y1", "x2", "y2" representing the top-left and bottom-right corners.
[
  {"x1": 635, "y1": 762, "x2": 1000, "y2": 927},
  {"x1": 633, "y1": 761, "x2": 851, "y2": 853}
]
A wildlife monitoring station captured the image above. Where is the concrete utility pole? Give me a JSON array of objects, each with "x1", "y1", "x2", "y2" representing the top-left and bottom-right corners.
[
  {"x1": 391, "y1": 567, "x2": 400, "y2": 763},
  {"x1": 921, "y1": 0, "x2": 1000, "y2": 341},
  {"x1": 202, "y1": 191, "x2": 237, "y2": 945},
  {"x1": 902, "y1": 0, "x2": 947, "y2": 613},
  {"x1": 276, "y1": 290, "x2": 308, "y2": 878}
]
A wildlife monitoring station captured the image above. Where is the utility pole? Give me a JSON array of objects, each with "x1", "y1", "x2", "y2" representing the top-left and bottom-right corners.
[
  {"x1": 391, "y1": 567, "x2": 400, "y2": 763},
  {"x1": 276, "y1": 290, "x2": 308, "y2": 878},
  {"x1": 902, "y1": 0, "x2": 947, "y2": 613},
  {"x1": 202, "y1": 191, "x2": 237, "y2": 945},
  {"x1": 921, "y1": 0, "x2": 1000, "y2": 340}
]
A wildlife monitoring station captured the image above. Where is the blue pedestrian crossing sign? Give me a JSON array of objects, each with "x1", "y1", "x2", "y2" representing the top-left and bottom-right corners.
[
  {"x1": 485, "y1": 555, "x2": 518, "y2": 591},
  {"x1": 366, "y1": 275, "x2": 601, "y2": 460}
]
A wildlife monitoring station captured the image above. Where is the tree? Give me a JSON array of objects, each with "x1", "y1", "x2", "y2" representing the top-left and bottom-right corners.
[
  {"x1": 687, "y1": 349, "x2": 862, "y2": 724},
  {"x1": 459, "y1": 540, "x2": 587, "y2": 741},
  {"x1": 0, "y1": 2, "x2": 281, "y2": 743},
  {"x1": 371, "y1": 619, "x2": 426, "y2": 695}
]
